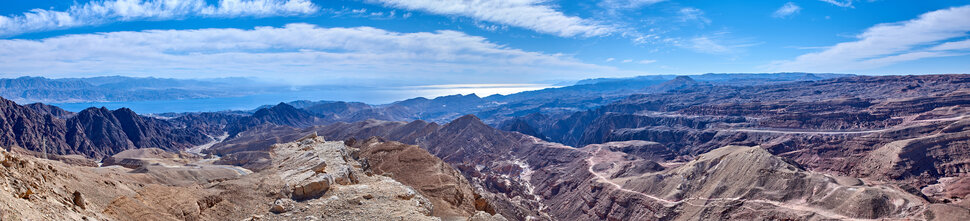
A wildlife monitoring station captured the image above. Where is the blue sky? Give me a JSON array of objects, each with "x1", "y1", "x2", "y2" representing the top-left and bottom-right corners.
[{"x1": 0, "y1": 0, "x2": 968, "y2": 86}]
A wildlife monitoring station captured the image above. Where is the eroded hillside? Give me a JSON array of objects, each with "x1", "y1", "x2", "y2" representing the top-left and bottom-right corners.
[{"x1": 0, "y1": 135, "x2": 505, "y2": 220}]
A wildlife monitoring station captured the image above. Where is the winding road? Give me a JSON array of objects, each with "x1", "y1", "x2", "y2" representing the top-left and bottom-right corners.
[{"x1": 584, "y1": 146, "x2": 869, "y2": 220}]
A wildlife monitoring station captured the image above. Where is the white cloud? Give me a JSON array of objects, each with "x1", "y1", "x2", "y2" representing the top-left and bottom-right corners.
[
  {"x1": 678, "y1": 7, "x2": 711, "y2": 25},
  {"x1": 930, "y1": 39, "x2": 970, "y2": 51},
  {"x1": 325, "y1": 7, "x2": 397, "y2": 19},
  {"x1": 605, "y1": 58, "x2": 615, "y2": 62},
  {"x1": 474, "y1": 21, "x2": 507, "y2": 32},
  {"x1": 367, "y1": 0, "x2": 614, "y2": 37},
  {"x1": 637, "y1": 59, "x2": 657, "y2": 64},
  {"x1": 0, "y1": 0, "x2": 318, "y2": 37},
  {"x1": 685, "y1": 36, "x2": 730, "y2": 54},
  {"x1": 622, "y1": 59, "x2": 633, "y2": 63},
  {"x1": 773, "y1": 2, "x2": 801, "y2": 18},
  {"x1": 819, "y1": 0, "x2": 854, "y2": 8},
  {"x1": 0, "y1": 23, "x2": 613, "y2": 85},
  {"x1": 599, "y1": 0, "x2": 666, "y2": 10},
  {"x1": 769, "y1": 5, "x2": 970, "y2": 72}
]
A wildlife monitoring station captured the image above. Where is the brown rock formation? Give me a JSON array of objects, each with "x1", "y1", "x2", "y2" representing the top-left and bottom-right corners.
[
  {"x1": 1, "y1": 134, "x2": 493, "y2": 220},
  {"x1": 351, "y1": 137, "x2": 489, "y2": 218}
]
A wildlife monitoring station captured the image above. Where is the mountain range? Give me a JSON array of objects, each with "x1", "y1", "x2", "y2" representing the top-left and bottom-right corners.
[
  {"x1": 0, "y1": 76, "x2": 274, "y2": 103},
  {"x1": 3, "y1": 73, "x2": 970, "y2": 220}
]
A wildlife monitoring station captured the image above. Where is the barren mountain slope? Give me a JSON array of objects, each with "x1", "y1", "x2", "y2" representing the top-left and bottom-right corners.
[{"x1": 1, "y1": 135, "x2": 508, "y2": 220}]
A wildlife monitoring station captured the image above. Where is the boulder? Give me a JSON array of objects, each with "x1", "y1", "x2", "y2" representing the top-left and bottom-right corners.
[
  {"x1": 292, "y1": 176, "x2": 331, "y2": 200},
  {"x1": 269, "y1": 198, "x2": 294, "y2": 213},
  {"x1": 72, "y1": 191, "x2": 86, "y2": 210}
]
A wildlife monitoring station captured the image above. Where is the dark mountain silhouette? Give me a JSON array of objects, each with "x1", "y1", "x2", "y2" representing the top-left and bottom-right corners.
[
  {"x1": 225, "y1": 103, "x2": 321, "y2": 138},
  {"x1": 0, "y1": 96, "x2": 211, "y2": 158},
  {"x1": 24, "y1": 103, "x2": 75, "y2": 119}
]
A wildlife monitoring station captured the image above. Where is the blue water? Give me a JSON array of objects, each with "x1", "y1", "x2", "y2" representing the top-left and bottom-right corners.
[
  {"x1": 51, "y1": 88, "x2": 421, "y2": 113},
  {"x1": 50, "y1": 85, "x2": 550, "y2": 114}
]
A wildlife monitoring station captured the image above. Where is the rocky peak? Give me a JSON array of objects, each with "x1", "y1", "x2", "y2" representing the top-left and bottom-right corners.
[
  {"x1": 24, "y1": 103, "x2": 74, "y2": 119},
  {"x1": 254, "y1": 102, "x2": 303, "y2": 118},
  {"x1": 226, "y1": 102, "x2": 320, "y2": 138},
  {"x1": 61, "y1": 105, "x2": 210, "y2": 158},
  {"x1": 444, "y1": 114, "x2": 486, "y2": 129},
  {"x1": 652, "y1": 75, "x2": 702, "y2": 92}
]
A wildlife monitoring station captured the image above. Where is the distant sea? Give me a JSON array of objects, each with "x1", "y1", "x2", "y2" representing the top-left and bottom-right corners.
[{"x1": 51, "y1": 84, "x2": 551, "y2": 114}]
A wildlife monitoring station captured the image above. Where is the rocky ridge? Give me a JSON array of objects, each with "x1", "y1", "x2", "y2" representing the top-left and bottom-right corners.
[{"x1": 0, "y1": 134, "x2": 507, "y2": 220}]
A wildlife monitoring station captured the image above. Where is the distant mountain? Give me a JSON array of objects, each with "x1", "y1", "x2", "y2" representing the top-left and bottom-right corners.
[
  {"x1": 0, "y1": 76, "x2": 275, "y2": 103},
  {"x1": 1, "y1": 73, "x2": 858, "y2": 159},
  {"x1": 573, "y1": 72, "x2": 851, "y2": 86},
  {"x1": 249, "y1": 73, "x2": 851, "y2": 126},
  {"x1": 225, "y1": 103, "x2": 322, "y2": 137}
]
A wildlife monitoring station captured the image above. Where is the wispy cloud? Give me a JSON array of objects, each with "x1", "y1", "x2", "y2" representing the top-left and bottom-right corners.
[
  {"x1": 0, "y1": 0, "x2": 318, "y2": 37},
  {"x1": 930, "y1": 39, "x2": 970, "y2": 51},
  {"x1": 324, "y1": 7, "x2": 399, "y2": 20},
  {"x1": 819, "y1": 0, "x2": 854, "y2": 8},
  {"x1": 769, "y1": 5, "x2": 970, "y2": 72},
  {"x1": 773, "y1": 2, "x2": 801, "y2": 18},
  {"x1": 599, "y1": 0, "x2": 666, "y2": 10},
  {"x1": 0, "y1": 23, "x2": 613, "y2": 84},
  {"x1": 683, "y1": 36, "x2": 730, "y2": 54},
  {"x1": 637, "y1": 59, "x2": 657, "y2": 64},
  {"x1": 367, "y1": 0, "x2": 614, "y2": 37},
  {"x1": 678, "y1": 7, "x2": 710, "y2": 25},
  {"x1": 605, "y1": 57, "x2": 616, "y2": 62}
]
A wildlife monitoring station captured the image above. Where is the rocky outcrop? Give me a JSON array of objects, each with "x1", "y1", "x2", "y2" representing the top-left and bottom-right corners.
[
  {"x1": 264, "y1": 135, "x2": 439, "y2": 220},
  {"x1": 351, "y1": 137, "x2": 491, "y2": 218}
]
